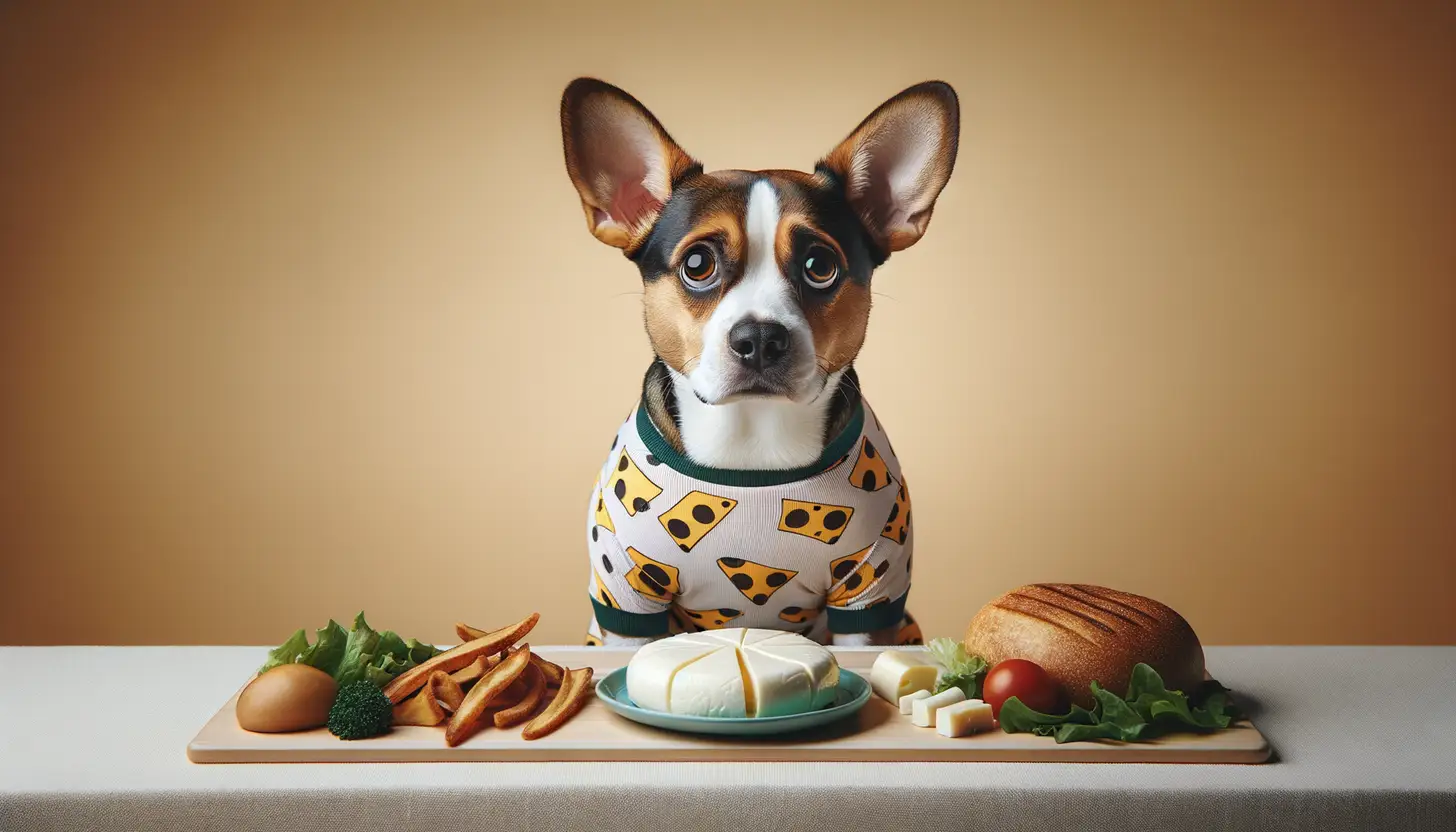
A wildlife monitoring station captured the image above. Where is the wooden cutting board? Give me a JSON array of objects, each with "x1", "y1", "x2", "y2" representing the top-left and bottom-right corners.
[{"x1": 187, "y1": 647, "x2": 1271, "y2": 764}]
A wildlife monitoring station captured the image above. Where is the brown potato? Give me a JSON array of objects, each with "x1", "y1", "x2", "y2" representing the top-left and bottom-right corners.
[{"x1": 236, "y1": 664, "x2": 337, "y2": 734}]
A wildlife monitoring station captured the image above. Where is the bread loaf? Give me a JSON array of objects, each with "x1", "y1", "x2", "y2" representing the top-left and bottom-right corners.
[{"x1": 963, "y1": 584, "x2": 1205, "y2": 710}]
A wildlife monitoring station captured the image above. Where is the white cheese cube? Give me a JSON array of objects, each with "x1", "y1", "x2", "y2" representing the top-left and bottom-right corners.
[
  {"x1": 869, "y1": 650, "x2": 941, "y2": 703},
  {"x1": 911, "y1": 687, "x2": 966, "y2": 727},
  {"x1": 935, "y1": 698, "x2": 995, "y2": 737},
  {"x1": 899, "y1": 689, "x2": 933, "y2": 715}
]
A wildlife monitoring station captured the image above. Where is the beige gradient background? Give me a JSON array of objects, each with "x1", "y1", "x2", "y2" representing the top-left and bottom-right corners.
[{"x1": 2, "y1": 1, "x2": 1453, "y2": 649}]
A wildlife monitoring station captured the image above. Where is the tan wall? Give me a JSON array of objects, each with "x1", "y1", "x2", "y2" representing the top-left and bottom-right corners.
[{"x1": 2, "y1": 1, "x2": 1453, "y2": 649}]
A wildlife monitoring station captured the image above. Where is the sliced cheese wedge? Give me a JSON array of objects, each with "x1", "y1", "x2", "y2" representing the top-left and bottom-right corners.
[
  {"x1": 911, "y1": 686, "x2": 966, "y2": 727},
  {"x1": 936, "y1": 698, "x2": 994, "y2": 737},
  {"x1": 624, "y1": 643, "x2": 722, "y2": 713},
  {"x1": 752, "y1": 642, "x2": 841, "y2": 709},
  {"x1": 899, "y1": 688, "x2": 933, "y2": 715},
  {"x1": 667, "y1": 645, "x2": 747, "y2": 717},
  {"x1": 738, "y1": 648, "x2": 814, "y2": 717},
  {"x1": 869, "y1": 650, "x2": 941, "y2": 703}
]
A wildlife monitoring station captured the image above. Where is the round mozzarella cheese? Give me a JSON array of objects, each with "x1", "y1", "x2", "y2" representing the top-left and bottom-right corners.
[{"x1": 625, "y1": 628, "x2": 839, "y2": 718}]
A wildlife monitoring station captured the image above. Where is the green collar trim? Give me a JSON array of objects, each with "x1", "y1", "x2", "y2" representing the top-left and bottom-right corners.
[{"x1": 635, "y1": 398, "x2": 865, "y2": 488}]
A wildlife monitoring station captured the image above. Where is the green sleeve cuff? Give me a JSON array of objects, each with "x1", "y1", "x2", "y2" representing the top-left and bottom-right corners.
[
  {"x1": 591, "y1": 597, "x2": 670, "y2": 638},
  {"x1": 825, "y1": 591, "x2": 908, "y2": 634}
]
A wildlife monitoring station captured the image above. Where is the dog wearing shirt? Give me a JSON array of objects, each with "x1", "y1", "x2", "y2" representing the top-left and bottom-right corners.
[{"x1": 561, "y1": 78, "x2": 959, "y2": 648}]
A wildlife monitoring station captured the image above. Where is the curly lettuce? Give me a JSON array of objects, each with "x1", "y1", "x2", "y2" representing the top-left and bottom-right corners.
[
  {"x1": 259, "y1": 612, "x2": 442, "y2": 689},
  {"x1": 926, "y1": 637, "x2": 989, "y2": 699}
]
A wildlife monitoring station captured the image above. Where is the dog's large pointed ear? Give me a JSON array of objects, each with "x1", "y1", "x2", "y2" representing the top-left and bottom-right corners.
[
  {"x1": 560, "y1": 78, "x2": 700, "y2": 250},
  {"x1": 819, "y1": 81, "x2": 960, "y2": 256}
]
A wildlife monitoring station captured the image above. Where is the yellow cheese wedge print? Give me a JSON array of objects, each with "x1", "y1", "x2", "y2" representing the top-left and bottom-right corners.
[
  {"x1": 777, "y1": 499, "x2": 854, "y2": 544},
  {"x1": 591, "y1": 486, "x2": 615, "y2": 540},
  {"x1": 716, "y1": 557, "x2": 798, "y2": 606},
  {"x1": 880, "y1": 476, "x2": 911, "y2": 545},
  {"x1": 777, "y1": 604, "x2": 821, "y2": 624},
  {"x1": 584, "y1": 632, "x2": 603, "y2": 647},
  {"x1": 827, "y1": 548, "x2": 891, "y2": 609},
  {"x1": 608, "y1": 448, "x2": 663, "y2": 517},
  {"x1": 828, "y1": 545, "x2": 873, "y2": 583},
  {"x1": 847, "y1": 437, "x2": 893, "y2": 492},
  {"x1": 624, "y1": 547, "x2": 681, "y2": 602},
  {"x1": 594, "y1": 573, "x2": 619, "y2": 609},
  {"x1": 657, "y1": 490, "x2": 737, "y2": 552},
  {"x1": 671, "y1": 605, "x2": 743, "y2": 631},
  {"x1": 826, "y1": 545, "x2": 873, "y2": 608},
  {"x1": 826, "y1": 563, "x2": 875, "y2": 607}
]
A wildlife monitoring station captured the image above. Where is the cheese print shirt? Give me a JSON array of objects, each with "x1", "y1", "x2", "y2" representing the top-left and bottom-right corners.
[{"x1": 585, "y1": 399, "x2": 917, "y2": 646}]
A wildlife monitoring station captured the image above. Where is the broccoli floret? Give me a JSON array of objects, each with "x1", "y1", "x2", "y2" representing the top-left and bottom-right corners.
[{"x1": 326, "y1": 680, "x2": 393, "y2": 740}]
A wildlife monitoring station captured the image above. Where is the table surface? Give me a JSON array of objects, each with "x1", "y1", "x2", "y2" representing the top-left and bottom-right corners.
[{"x1": 2, "y1": 645, "x2": 1454, "y2": 832}]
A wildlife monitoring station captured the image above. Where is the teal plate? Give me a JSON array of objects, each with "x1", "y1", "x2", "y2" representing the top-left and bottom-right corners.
[{"x1": 595, "y1": 667, "x2": 871, "y2": 737}]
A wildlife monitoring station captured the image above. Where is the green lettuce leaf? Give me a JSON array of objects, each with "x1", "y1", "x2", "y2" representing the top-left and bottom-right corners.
[
  {"x1": 334, "y1": 612, "x2": 383, "y2": 688},
  {"x1": 259, "y1": 629, "x2": 310, "y2": 674},
  {"x1": 406, "y1": 638, "x2": 437, "y2": 665},
  {"x1": 363, "y1": 664, "x2": 398, "y2": 688},
  {"x1": 926, "y1": 637, "x2": 989, "y2": 699},
  {"x1": 1053, "y1": 721, "x2": 1142, "y2": 744},
  {"x1": 295, "y1": 619, "x2": 348, "y2": 677},
  {"x1": 998, "y1": 663, "x2": 1243, "y2": 744},
  {"x1": 374, "y1": 630, "x2": 409, "y2": 664},
  {"x1": 257, "y1": 611, "x2": 442, "y2": 688},
  {"x1": 998, "y1": 697, "x2": 1098, "y2": 736}
]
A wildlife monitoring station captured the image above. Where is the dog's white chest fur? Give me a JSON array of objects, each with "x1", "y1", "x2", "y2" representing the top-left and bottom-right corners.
[{"x1": 671, "y1": 371, "x2": 844, "y2": 470}]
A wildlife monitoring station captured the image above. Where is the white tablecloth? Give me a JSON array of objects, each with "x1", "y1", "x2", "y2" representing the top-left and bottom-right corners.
[{"x1": 1, "y1": 645, "x2": 1453, "y2": 832}]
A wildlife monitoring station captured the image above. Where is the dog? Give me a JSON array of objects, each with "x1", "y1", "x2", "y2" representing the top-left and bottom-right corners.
[{"x1": 562, "y1": 77, "x2": 958, "y2": 648}]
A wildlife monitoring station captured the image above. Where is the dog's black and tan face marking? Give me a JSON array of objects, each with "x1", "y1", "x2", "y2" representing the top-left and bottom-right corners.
[
  {"x1": 631, "y1": 169, "x2": 885, "y2": 404},
  {"x1": 561, "y1": 77, "x2": 958, "y2": 408}
]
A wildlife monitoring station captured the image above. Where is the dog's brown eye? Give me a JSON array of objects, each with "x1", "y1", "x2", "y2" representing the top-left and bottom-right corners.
[
  {"x1": 679, "y1": 244, "x2": 718, "y2": 289},
  {"x1": 802, "y1": 246, "x2": 840, "y2": 289}
]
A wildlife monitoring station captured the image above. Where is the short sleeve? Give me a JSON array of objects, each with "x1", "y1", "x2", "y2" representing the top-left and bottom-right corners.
[
  {"x1": 825, "y1": 454, "x2": 914, "y2": 635},
  {"x1": 586, "y1": 484, "x2": 672, "y2": 638}
]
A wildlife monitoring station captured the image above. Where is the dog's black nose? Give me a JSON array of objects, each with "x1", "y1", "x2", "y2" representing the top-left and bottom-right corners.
[{"x1": 728, "y1": 319, "x2": 791, "y2": 370}]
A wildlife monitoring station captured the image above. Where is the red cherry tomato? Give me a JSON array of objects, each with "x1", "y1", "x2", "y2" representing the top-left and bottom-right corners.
[{"x1": 982, "y1": 659, "x2": 1062, "y2": 718}]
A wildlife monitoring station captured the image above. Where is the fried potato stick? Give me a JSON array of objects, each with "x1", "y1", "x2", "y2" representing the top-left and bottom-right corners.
[
  {"x1": 521, "y1": 666, "x2": 594, "y2": 741},
  {"x1": 444, "y1": 647, "x2": 532, "y2": 747},
  {"x1": 382, "y1": 613, "x2": 538, "y2": 704},
  {"x1": 493, "y1": 663, "x2": 546, "y2": 728}
]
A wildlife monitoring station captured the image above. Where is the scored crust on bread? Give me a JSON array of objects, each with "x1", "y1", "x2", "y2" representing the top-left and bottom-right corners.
[{"x1": 963, "y1": 584, "x2": 1206, "y2": 710}]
